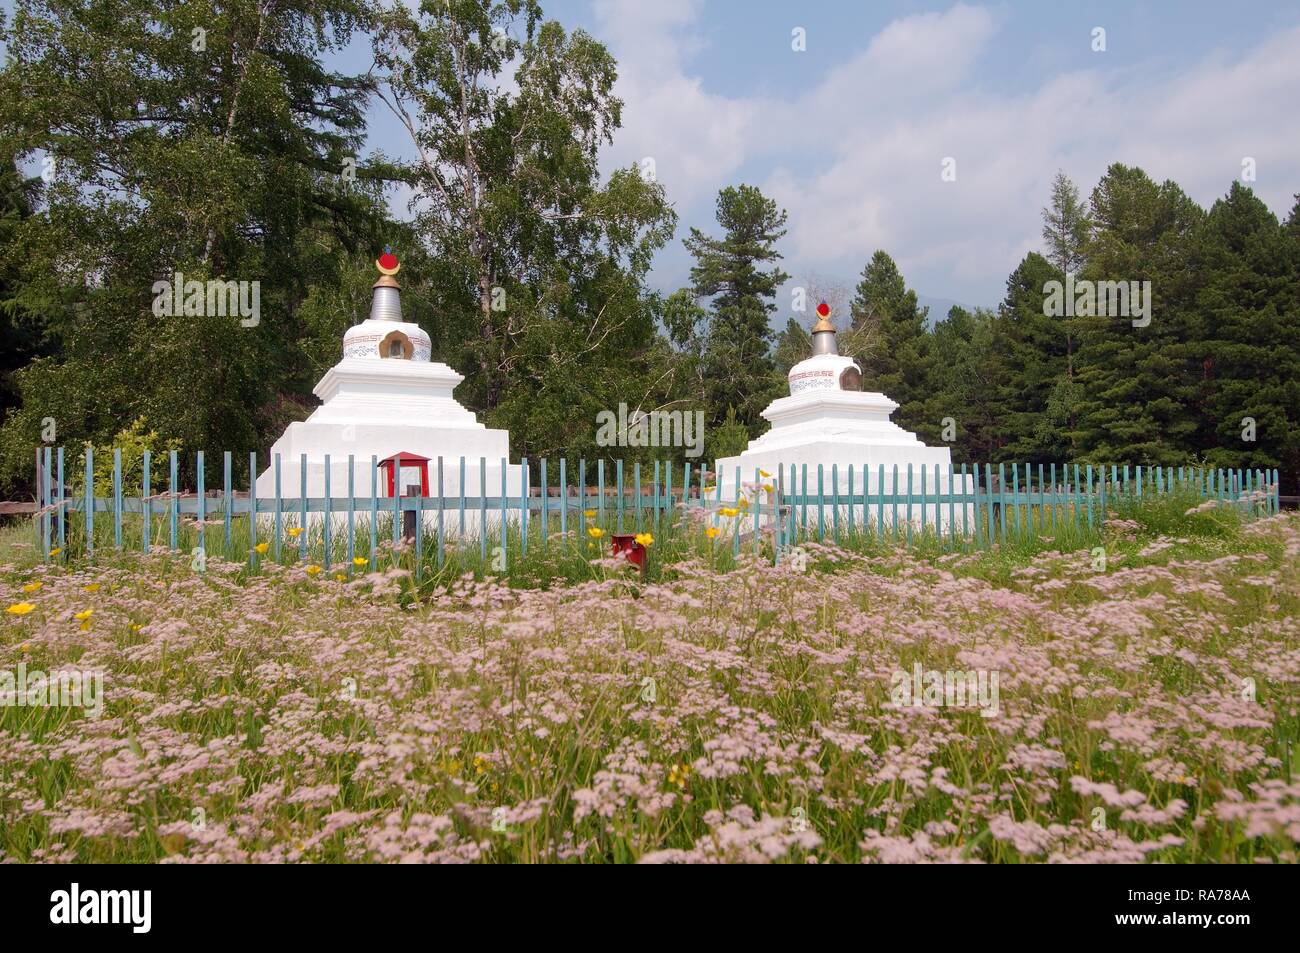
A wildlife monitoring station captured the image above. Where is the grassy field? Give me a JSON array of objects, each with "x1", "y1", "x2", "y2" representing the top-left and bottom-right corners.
[{"x1": 1, "y1": 495, "x2": 1297, "y2": 863}]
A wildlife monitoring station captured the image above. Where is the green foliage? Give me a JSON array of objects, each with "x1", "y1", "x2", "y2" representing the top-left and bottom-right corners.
[
  {"x1": 372, "y1": 0, "x2": 676, "y2": 455},
  {"x1": 0, "y1": 0, "x2": 390, "y2": 493},
  {"x1": 705, "y1": 406, "x2": 751, "y2": 464},
  {"x1": 87, "y1": 417, "x2": 182, "y2": 496},
  {"x1": 681, "y1": 184, "x2": 789, "y2": 434},
  {"x1": 851, "y1": 250, "x2": 932, "y2": 435},
  {"x1": 0, "y1": 2, "x2": 1294, "y2": 502}
]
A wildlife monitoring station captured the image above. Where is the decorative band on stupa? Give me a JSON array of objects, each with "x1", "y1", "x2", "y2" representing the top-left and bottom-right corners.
[
  {"x1": 811, "y1": 300, "x2": 837, "y2": 355},
  {"x1": 369, "y1": 249, "x2": 402, "y2": 322}
]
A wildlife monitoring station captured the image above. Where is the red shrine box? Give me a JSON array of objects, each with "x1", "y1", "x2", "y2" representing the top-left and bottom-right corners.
[
  {"x1": 610, "y1": 533, "x2": 647, "y2": 574},
  {"x1": 378, "y1": 451, "x2": 431, "y2": 498}
]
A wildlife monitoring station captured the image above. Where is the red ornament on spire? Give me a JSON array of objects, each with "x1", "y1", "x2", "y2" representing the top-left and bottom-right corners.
[
  {"x1": 377, "y1": 251, "x2": 400, "y2": 275},
  {"x1": 816, "y1": 301, "x2": 830, "y2": 318}
]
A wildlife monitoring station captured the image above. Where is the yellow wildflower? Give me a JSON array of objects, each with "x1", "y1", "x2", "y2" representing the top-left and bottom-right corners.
[
  {"x1": 254, "y1": 542, "x2": 269, "y2": 555},
  {"x1": 583, "y1": 509, "x2": 597, "y2": 520},
  {"x1": 759, "y1": 469, "x2": 771, "y2": 478},
  {"x1": 719, "y1": 507, "x2": 738, "y2": 518},
  {"x1": 22, "y1": 581, "x2": 43, "y2": 593},
  {"x1": 705, "y1": 526, "x2": 720, "y2": 539},
  {"x1": 352, "y1": 556, "x2": 368, "y2": 567},
  {"x1": 74, "y1": 609, "x2": 93, "y2": 621},
  {"x1": 6, "y1": 602, "x2": 35, "y2": 616},
  {"x1": 634, "y1": 532, "x2": 654, "y2": 547},
  {"x1": 306, "y1": 564, "x2": 322, "y2": 577},
  {"x1": 334, "y1": 573, "x2": 346, "y2": 582},
  {"x1": 587, "y1": 526, "x2": 604, "y2": 539},
  {"x1": 287, "y1": 527, "x2": 304, "y2": 538},
  {"x1": 49, "y1": 548, "x2": 62, "y2": 557},
  {"x1": 84, "y1": 583, "x2": 101, "y2": 593}
]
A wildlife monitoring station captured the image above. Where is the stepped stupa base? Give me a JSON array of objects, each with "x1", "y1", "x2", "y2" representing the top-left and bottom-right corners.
[
  {"x1": 715, "y1": 320, "x2": 973, "y2": 534},
  {"x1": 253, "y1": 251, "x2": 521, "y2": 533}
]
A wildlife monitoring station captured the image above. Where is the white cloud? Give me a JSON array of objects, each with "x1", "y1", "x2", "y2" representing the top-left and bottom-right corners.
[{"x1": 590, "y1": 2, "x2": 1300, "y2": 304}]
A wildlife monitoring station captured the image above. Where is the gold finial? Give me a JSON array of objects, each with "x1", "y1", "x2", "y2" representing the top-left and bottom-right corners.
[{"x1": 812, "y1": 300, "x2": 835, "y2": 333}]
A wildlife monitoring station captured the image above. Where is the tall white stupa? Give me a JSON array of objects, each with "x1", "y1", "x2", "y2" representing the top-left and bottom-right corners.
[
  {"x1": 255, "y1": 251, "x2": 520, "y2": 522},
  {"x1": 715, "y1": 303, "x2": 970, "y2": 529}
]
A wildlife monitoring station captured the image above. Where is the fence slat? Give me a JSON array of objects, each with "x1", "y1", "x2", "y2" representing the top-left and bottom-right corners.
[
  {"x1": 665, "y1": 461, "x2": 672, "y2": 534},
  {"x1": 653, "y1": 460, "x2": 660, "y2": 531},
  {"x1": 1085, "y1": 463, "x2": 1094, "y2": 530},
  {"x1": 414, "y1": 463, "x2": 423, "y2": 577},
  {"x1": 223, "y1": 450, "x2": 232, "y2": 553},
  {"x1": 169, "y1": 450, "x2": 178, "y2": 552},
  {"x1": 196, "y1": 451, "x2": 206, "y2": 560},
  {"x1": 918, "y1": 463, "x2": 928, "y2": 539},
  {"x1": 616, "y1": 459, "x2": 624, "y2": 534},
  {"x1": 1010, "y1": 462, "x2": 1019, "y2": 536},
  {"x1": 732, "y1": 465, "x2": 741, "y2": 556},
  {"x1": 540, "y1": 457, "x2": 549, "y2": 549},
  {"x1": 273, "y1": 453, "x2": 282, "y2": 562},
  {"x1": 512, "y1": 460, "x2": 522, "y2": 556},
  {"x1": 500, "y1": 457, "x2": 508, "y2": 572},
  {"x1": 112, "y1": 448, "x2": 122, "y2": 550},
  {"x1": 325, "y1": 454, "x2": 334, "y2": 568},
  {"x1": 57, "y1": 447, "x2": 66, "y2": 552},
  {"x1": 560, "y1": 458, "x2": 568, "y2": 538},
  {"x1": 847, "y1": 464, "x2": 855, "y2": 537},
  {"x1": 997, "y1": 461, "x2": 1006, "y2": 540},
  {"x1": 579, "y1": 459, "x2": 587, "y2": 538},
  {"x1": 249, "y1": 451, "x2": 258, "y2": 564},
  {"x1": 142, "y1": 450, "x2": 151, "y2": 554},
  {"x1": 300, "y1": 453, "x2": 308, "y2": 564},
  {"x1": 437, "y1": 456, "x2": 445, "y2": 568},
  {"x1": 346, "y1": 455, "x2": 355, "y2": 569},
  {"x1": 369, "y1": 455, "x2": 378, "y2": 562},
  {"x1": 480, "y1": 457, "x2": 488, "y2": 562},
  {"x1": 984, "y1": 463, "x2": 995, "y2": 545}
]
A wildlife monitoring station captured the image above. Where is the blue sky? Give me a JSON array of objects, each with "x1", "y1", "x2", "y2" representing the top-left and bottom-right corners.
[
  {"x1": 7, "y1": 0, "x2": 1299, "y2": 316},
  {"x1": 350, "y1": 0, "x2": 1300, "y2": 316}
]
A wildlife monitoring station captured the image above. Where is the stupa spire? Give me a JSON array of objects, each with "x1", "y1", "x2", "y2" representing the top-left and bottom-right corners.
[
  {"x1": 811, "y1": 301, "x2": 837, "y2": 355},
  {"x1": 369, "y1": 249, "x2": 402, "y2": 322}
]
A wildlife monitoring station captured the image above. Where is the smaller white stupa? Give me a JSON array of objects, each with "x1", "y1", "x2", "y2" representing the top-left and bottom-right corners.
[
  {"x1": 256, "y1": 251, "x2": 520, "y2": 527},
  {"x1": 715, "y1": 303, "x2": 970, "y2": 530}
]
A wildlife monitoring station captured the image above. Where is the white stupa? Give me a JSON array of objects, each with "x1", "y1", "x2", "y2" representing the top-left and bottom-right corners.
[
  {"x1": 715, "y1": 303, "x2": 970, "y2": 530},
  {"x1": 255, "y1": 251, "x2": 520, "y2": 526}
]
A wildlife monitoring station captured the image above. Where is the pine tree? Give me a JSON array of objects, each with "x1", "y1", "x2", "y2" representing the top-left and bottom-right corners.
[
  {"x1": 994, "y1": 253, "x2": 1073, "y2": 461},
  {"x1": 0, "y1": 0, "x2": 385, "y2": 489},
  {"x1": 1071, "y1": 164, "x2": 1204, "y2": 464},
  {"x1": 1040, "y1": 170, "x2": 1090, "y2": 386},
  {"x1": 849, "y1": 250, "x2": 932, "y2": 436},
  {"x1": 681, "y1": 184, "x2": 789, "y2": 433},
  {"x1": 772, "y1": 317, "x2": 811, "y2": 377},
  {"x1": 923, "y1": 306, "x2": 1001, "y2": 463},
  {"x1": 1195, "y1": 183, "x2": 1300, "y2": 491}
]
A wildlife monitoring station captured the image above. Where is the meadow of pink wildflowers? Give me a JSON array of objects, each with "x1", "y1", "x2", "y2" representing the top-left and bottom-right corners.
[{"x1": 1, "y1": 512, "x2": 1297, "y2": 864}]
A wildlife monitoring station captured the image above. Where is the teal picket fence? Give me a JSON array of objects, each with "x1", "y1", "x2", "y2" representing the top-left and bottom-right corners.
[{"x1": 30, "y1": 449, "x2": 1282, "y2": 578}]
